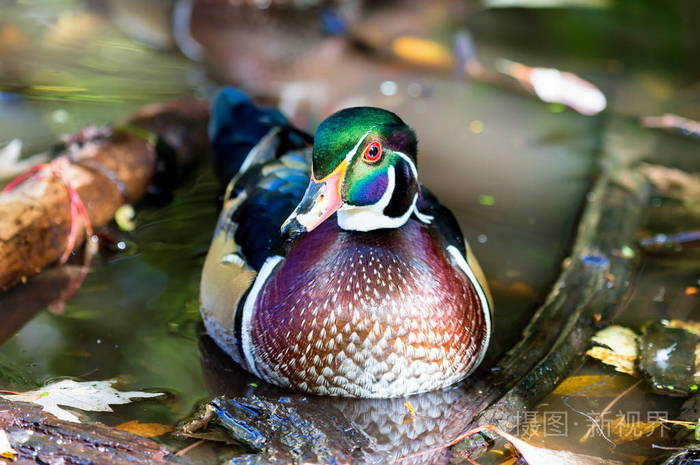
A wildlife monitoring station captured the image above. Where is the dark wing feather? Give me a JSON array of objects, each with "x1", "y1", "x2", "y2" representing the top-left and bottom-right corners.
[
  {"x1": 416, "y1": 187, "x2": 467, "y2": 257},
  {"x1": 210, "y1": 87, "x2": 312, "y2": 185},
  {"x1": 229, "y1": 154, "x2": 309, "y2": 270},
  {"x1": 209, "y1": 87, "x2": 311, "y2": 271}
]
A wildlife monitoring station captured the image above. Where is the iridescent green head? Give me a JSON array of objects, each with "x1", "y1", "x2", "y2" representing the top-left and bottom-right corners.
[{"x1": 282, "y1": 107, "x2": 429, "y2": 236}]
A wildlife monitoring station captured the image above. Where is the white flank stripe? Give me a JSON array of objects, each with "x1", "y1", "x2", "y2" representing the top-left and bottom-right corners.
[
  {"x1": 447, "y1": 245, "x2": 492, "y2": 373},
  {"x1": 241, "y1": 255, "x2": 283, "y2": 379}
]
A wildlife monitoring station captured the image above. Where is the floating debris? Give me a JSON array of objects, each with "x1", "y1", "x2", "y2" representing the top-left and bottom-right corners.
[
  {"x1": 642, "y1": 114, "x2": 700, "y2": 139},
  {"x1": 496, "y1": 59, "x2": 607, "y2": 115}
]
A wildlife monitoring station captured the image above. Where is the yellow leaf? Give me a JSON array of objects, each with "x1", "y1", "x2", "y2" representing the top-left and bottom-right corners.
[
  {"x1": 390, "y1": 36, "x2": 453, "y2": 69},
  {"x1": 609, "y1": 417, "x2": 661, "y2": 443},
  {"x1": 552, "y1": 375, "x2": 635, "y2": 397},
  {"x1": 115, "y1": 420, "x2": 174, "y2": 437}
]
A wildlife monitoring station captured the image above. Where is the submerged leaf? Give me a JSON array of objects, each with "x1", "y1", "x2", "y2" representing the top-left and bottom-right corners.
[
  {"x1": 115, "y1": 420, "x2": 174, "y2": 437},
  {"x1": 0, "y1": 379, "x2": 163, "y2": 423},
  {"x1": 552, "y1": 375, "x2": 634, "y2": 397}
]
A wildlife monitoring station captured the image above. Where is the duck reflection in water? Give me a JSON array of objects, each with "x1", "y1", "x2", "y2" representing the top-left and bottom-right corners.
[{"x1": 198, "y1": 335, "x2": 482, "y2": 465}]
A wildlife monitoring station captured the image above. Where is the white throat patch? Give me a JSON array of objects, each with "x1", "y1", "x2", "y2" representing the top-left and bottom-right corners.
[{"x1": 337, "y1": 166, "x2": 433, "y2": 232}]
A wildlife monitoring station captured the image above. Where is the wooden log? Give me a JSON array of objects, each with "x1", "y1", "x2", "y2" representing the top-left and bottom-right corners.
[
  {"x1": 0, "y1": 99, "x2": 209, "y2": 291},
  {"x1": 0, "y1": 398, "x2": 180, "y2": 465}
]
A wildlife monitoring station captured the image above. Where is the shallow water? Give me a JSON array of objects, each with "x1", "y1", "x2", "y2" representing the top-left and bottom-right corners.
[{"x1": 1, "y1": 1, "x2": 699, "y2": 463}]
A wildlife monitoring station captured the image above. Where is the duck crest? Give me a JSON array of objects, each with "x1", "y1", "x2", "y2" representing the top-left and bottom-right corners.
[{"x1": 243, "y1": 218, "x2": 488, "y2": 398}]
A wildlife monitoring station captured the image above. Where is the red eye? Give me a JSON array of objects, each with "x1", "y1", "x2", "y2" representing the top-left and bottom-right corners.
[{"x1": 362, "y1": 141, "x2": 382, "y2": 163}]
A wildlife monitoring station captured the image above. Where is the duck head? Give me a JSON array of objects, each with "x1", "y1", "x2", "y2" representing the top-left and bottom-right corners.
[{"x1": 282, "y1": 107, "x2": 424, "y2": 237}]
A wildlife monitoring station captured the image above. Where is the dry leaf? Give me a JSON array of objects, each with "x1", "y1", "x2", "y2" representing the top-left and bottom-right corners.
[
  {"x1": 115, "y1": 420, "x2": 174, "y2": 437},
  {"x1": 586, "y1": 348, "x2": 637, "y2": 376},
  {"x1": 609, "y1": 417, "x2": 661, "y2": 444},
  {"x1": 586, "y1": 326, "x2": 639, "y2": 375},
  {"x1": 483, "y1": 425, "x2": 621, "y2": 464},
  {"x1": 0, "y1": 379, "x2": 163, "y2": 423},
  {"x1": 0, "y1": 430, "x2": 16, "y2": 460},
  {"x1": 552, "y1": 375, "x2": 634, "y2": 397}
]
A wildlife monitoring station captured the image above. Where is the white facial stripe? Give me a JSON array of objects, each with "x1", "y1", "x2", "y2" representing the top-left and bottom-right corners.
[
  {"x1": 394, "y1": 151, "x2": 418, "y2": 178},
  {"x1": 447, "y1": 245, "x2": 492, "y2": 373},
  {"x1": 241, "y1": 255, "x2": 283, "y2": 379},
  {"x1": 344, "y1": 130, "x2": 372, "y2": 163}
]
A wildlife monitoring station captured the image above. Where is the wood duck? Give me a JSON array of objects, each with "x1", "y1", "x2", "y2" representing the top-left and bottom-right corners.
[{"x1": 200, "y1": 88, "x2": 493, "y2": 398}]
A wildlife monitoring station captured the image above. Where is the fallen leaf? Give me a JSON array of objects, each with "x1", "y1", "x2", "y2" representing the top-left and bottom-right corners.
[
  {"x1": 406, "y1": 424, "x2": 621, "y2": 464},
  {"x1": 586, "y1": 326, "x2": 639, "y2": 375},
  {"x1": 0, "y1": 139, "x2": 48, "y2": 181},
  {"x1": 552, "y1": 375, "x2": 635, "y2": 397},
  {"x1": 586, "y1": 348, "x2": 636, "y2": 376},
  {"x1": 0, "y1": 379, "x2": 163, "y2": 423},
  {"x1": 0, "y1": 430, "x2": 16, "y2": 460},
  {"x1": 115, "y1": 420, "x2": 174, "y2": 437},
  {"x1": 609, "y1": 416, "x2": 661, "y2": 443},
  {"x1": 591, "y1": 326, "x2": 638, "y2": 357},
  {"x1": 485, "y1": 425, "x2": 620, "y2": 464}
]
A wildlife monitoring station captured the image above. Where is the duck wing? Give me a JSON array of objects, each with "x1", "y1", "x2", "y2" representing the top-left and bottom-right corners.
[{"x1": 201, "y1": 88, "x2": 311, "y2": 364}]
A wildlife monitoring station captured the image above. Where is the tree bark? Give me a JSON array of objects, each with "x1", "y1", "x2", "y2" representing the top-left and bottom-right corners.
[
  {"x1": 0, "y1": 99, "x2": 209, "y2": 291},
  {"x1": 0, "y1": 398, "x2": 181, "y2": 465}
]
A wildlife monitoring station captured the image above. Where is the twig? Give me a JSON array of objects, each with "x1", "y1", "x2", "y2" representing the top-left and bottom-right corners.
[
  {"x1": 579, "y1": 379, "x2": 642, "y2": 444},
  {"x1": 174, "y1": 439, "x2": 205, "y2": 457}
]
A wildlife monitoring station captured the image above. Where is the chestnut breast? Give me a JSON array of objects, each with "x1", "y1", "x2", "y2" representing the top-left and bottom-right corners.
[{"x1": 248, "y1": 218, "x2": 487, "y2": 398}]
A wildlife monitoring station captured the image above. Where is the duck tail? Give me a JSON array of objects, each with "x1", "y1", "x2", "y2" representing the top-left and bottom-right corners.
[{"x1": 209, "y1": 87, "x2": 310, "y2": 184}]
